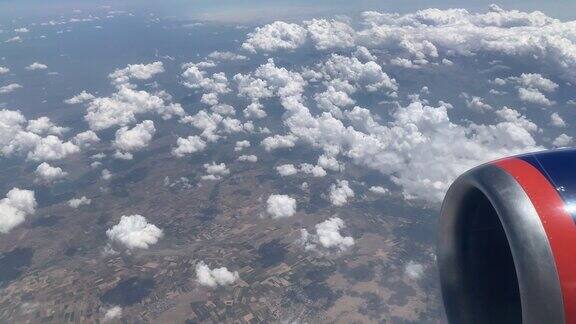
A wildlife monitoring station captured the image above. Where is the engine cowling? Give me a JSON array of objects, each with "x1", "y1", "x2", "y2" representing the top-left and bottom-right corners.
[{"x1": 438, "y1": 148, "x2": 576, "y2": 324}]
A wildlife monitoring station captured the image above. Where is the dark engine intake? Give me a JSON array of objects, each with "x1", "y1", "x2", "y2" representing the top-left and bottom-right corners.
[{"x1": 438, "y1": 149, "x2": 576, "y2": 324}]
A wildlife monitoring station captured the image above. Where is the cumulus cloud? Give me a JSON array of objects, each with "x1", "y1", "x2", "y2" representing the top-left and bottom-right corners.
[
  {"x1": 242, "y1": 21, "x2": 307, "y2": 53},
  {"x1": 550, "y1": 112, "x2": 566, "y2": 128},
  {"x1": 202, "y1": 162, "x2": 229, "y2": 180},
  {"x1": 64, "y1": 91, "x2": 95, "y2": 104},
  {"x1": 0, "y1": 66, "x2": 9, "y2": 74},
  {"x1": 25, "y1": 62, "x2": 48, "y2": 71},
  {"x1": 85, "y1": 85, "x2": 183, "y2": 131},
  {"x1": 0, "y1": 83, "x2": 22, "y2": 94},
  {"x1": 73, "y1": 130, "x2": 100, "y2": 148},
  {"x1": 196, "y1": 261, "x2": 239, "y2": 288},
  {"x1": 276, "y1": 164, "x2": 298, "y2": 176},
  {"x1": 369, "y1": 186, "x2": 389, "y2": 195},
  {"x1": 172, "y1": 135, "x2": 206, "y2": 157},
  {"x1": 300, "y1": 163, "x2": 326, "y2": 177},
  {"x1": 234, "y1": 140, "x2": 250, "y2": 152},
  {"x1": 300, "y1": 217, "x2": 354, "y2": 252},
  {"x1": 101, "y1": 169, "x2": 113, "y2": 180},
  {"x1": 553, "y1": 134, "x2": 572, "y2": 148},
  {"x1": 405, "y1": 261, "x2": 425, "y2": 279},
  {"x1": 305, "y1": 19, "x2": 355, "y2": 50},
  {"x1": 68, "y1": 196, "x2": 91, "y2": 208},
  {"x1": 517, "y1": 87, "x2": 554, "y2": 106},
  {"x1": 34, "y1": 162, "x2": 67, "y2": 184},
  {"x1": 207, "y1": 51, "x2": 247, "y2": 61},
  {"x1": 329, "y1": 180, "x2": 354, "y2": 206},
  {"x1": 0, "y1": 188, "x2": 36, "y2": 234},
  {"x1": 106, "y1": 215, "x2": 163, "y2": 250},
  {"x1": 109, "y1": 61, "x2": 164, "y2": 85},
  {"x1": 113, "y1": 120, "x2": 155, "y2": 159},
  {"x1": 261, "y1": 134, "x2": 297, "y2": 151},
  {"x1": 26, "y1": 117, "x2": 68, "y2": 136},
  {"x1": 238, "y1": 154, "x2": 257, "y2": 162},
  {"x1": 266, "y1": 194, "x2": 296, "y2": 219},
  {"x1": 103, "y1": 306, "x2": 122, "y2": 321}
]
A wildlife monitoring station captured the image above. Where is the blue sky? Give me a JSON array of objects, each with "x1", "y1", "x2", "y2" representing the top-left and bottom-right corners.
[{"x1": 2, "y1": 0, "x2": 576, "y2": 22}]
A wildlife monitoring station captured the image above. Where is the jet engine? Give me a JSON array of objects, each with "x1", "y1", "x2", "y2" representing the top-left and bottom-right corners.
[{"x1": 438, "y1": 149, "x2": 576, "y2": 324}]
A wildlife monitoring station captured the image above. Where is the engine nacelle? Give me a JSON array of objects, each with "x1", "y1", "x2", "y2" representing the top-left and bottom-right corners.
[{"x1": 438, "y1": 149, "x2": 576, "y2": 324}]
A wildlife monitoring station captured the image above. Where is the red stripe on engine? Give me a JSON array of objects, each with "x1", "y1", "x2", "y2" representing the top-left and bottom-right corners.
[{"x1": 496, "y1": 158, "x2": 576, "y2": 324}]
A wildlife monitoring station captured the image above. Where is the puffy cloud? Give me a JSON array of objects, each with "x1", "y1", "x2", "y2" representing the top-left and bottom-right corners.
[
  {"x1": 34, "y1": 162, "x2": 67, "y2": 184},
  {"x1": 68, "y1": 196, "x2": 91, "y2": 208},
  {"x1": 0, "y1": 83, "x2": 22, "y2": 94},
  {"x1": 463, "y1": 94, "x2": 492, "y2": 112},
  {"x1": 266, "y1": 194, "x2": 296, "y2": 219},
  {"x1": 101, "y1": 169, "x2": 113, "y2": 180},
  {"x1": 553, "y1": 134, "x2": 572, "y2": 148},
  {"x1": 26, "y1": 135, "x2": 80, "y2": 161},
  {"x1": 106, "y1": 215, "x2": 163, "y2": 250},
  {"x1": 25, "y1": 62, "x2": 48, "y2": 71},
  {"x1": 243, "y1": 101, "x2": 267, "y2": 119},
  {"x1": 300, "y1": 217, "x2": 354, "y2": 252},
  {"x1": 14, "y1": 27, "x2": 29, "y2": 33},
  {"x1": 320, "y1": 54, "x2": 398, "y2": 92},
  {"x1": 181, "y1": 65, "x2": 230, "y2": 95},
  {"x1": 5, "y1": 36, "x2": 21, "y2": 43},
  {"x1": 202, "y1": 162, "x2": 229, "y2": 180},
  {"x1": 64, "y1": 91, "x2": 95, "y2": 104},
  {"x1": 109, "y1": 61, "x2": 164, "y2": 85},
  {"x1": 238, "y1": 154, "x2": 257, "y2": 162},
  {"x1": 207, "y1": 51, "x2": 247, "y2": 61},
  {"x1": 550, "y1": 112, "x2": 566, "y2": 128},
  {"x1": 103, "y1": 306, "x2": 122, "y2": 322},
  {"x1": 305, "y1": 19, "x2": 355, "y2": 50},
  {"x1": 26, "y1": 117, "x2": 68, "y2": 136},
  {"x1": 73, "y1": 130, "x2": 100, "y2": 148},
  {"x1": 369, "y1": 186, "x2": 389, "y2": 195},
  {"x1": 234, "y1": 140, "x2": 250, "y2": 151},
  {"x1": 276, "y1": 164, "x2": 298, "y2": 176},
  {"x1": 261, "y1": 134, "x2": 297, "y2": 151},
  {"x1": 172, "y1": 135, "x2": 206, "y2": 157},
  {"x1": 517, "y1": 87, "x2": 553, "y2": 106},
  {"x1": 314, "y1": 86, "x2": 355, "y2": 118},
  {"x1": 85, "y1": 85, "x2": 183, "y2": 131},
  {"x1": 195, "y1": 261, "x2": 239, "y2": 288},
  {"x1": 0, "y1": 66, "x2": 10, "y2": 74},
  {"x1": 113, "y1": 120, "x2": 156, "y2": 159},
  {"x1": 329, "y1": 180, "x2": 354, "y2": 206},
  {"x1": 317, "y1": 154, "x2": 343, "y2": 172},
  {"x1": 508, "y1": 73, "x2": 558, "y2": 92},
  {"x1": 299, "y1": 163, "x2": 326, "y2": 177},
  {"x1": 405, "y1": 261, "x2": 425, "y2": 279},
  {"x1": 0, "y1": 188, "x2": 37, "y2": 234},
  {"x1": 242, "y1": 21, "x2": 307, "y2": 53}
]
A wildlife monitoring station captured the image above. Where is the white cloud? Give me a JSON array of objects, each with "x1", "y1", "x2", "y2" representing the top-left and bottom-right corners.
[
  {"x1": 0, "y1": 83, "x2": 22, "y2": 94},
  {"x1": 276, "y1": 164, "x2": 298, "y2": 176},
  {"x1": 243, "y1": 101, "x2": 267, "y2": 119},
  {"x1": 261, "y1": 134, "x2": 297, "y2": 151},
  {"x1": 517, "y1": 87, "x2": 554, "y2": 106},
  {"x1": 26, "y1": 117, "x2": 68, "y2": 136},
  {"x1": 242, "y1": 21, "x2": 307, "y2": 53},
  {"x1": 26, "y1": 135, "x2": 80, "y2": 162},
  {"x1": 234, "y1": 140, "x2": 250, "y2": 152},
  {"x1": 68, "y1": 196, "x2": 91, "y2": 208},
  {"x1": 320, "y1": 54, "x2": 397, "y2": 92},
  {"x1": 317, "y1": 154, "x2": 343, "y2": 172},
  {"x1": 0, "y1": 188, "x2": 36, "y2": 234},
  {"x1": 5, "y1": 36, "x2": 21, "y2": 43},
  {"x1": 369, "y1": 186, "x2": 389, "y2": 195},
  {"x1": 113, "y1": 120, "x2": 156, "y2": 159},
  {"x1": 299, "y1": 163, "x2": 326, "y2": 177},
  {"x1": 103, "y1": 306, "x2": 122, "y2": 322},
  {"x1": 64, "y1": 91, "x2": 95, "y2": 104},
  {"x1": 109, "y1": 61, "x2": 164, "y2": 85},
  {"x1": 550, "y1": 112, "x2": 566, "y2": 128},
  {"x1": 106, "y1": 215, "x2": 163, "y2": 250},
  {"x1": 0, "y1": 66, "x2": 9, "y2": 74},
  {"x1": 25, "y1": 62, "x2": 48, "y2": 71},
  {"x1": 14, "y1": 27, "x2": 29, "y2": 33},
  {"x1": 305, "y1": 19, "x2": 355, "y2": 50},
  {"x1": 85, "y1": 85, "x2": 183, "y2": 131},
  {"x1": 553, "y1": 134, "x2": 572, "y2": 148},
  {"x1": 196, "y1": 261, "x2": 239, "y2": 288},
  {"x1": 405, "y1": 261, "x2": 425, "y2": 280},
  {"x1": 329, "y1": 180, "x2": 354, "y2": 206},
  {"x1": 509, "y1": 73, "x2": 558, "y2": 92},
  {"x1": 101, "y1": 169, "x2": 112, "y2": 180},
  {"x1": 207, "y1": 51, "x2": 247, "y2": 61},
  {"x1": 266, "y1": 194, "x2": 296, "y2": 219},
  {"x1": 464, "y1": 95, "x2": 492, "y2": 112},
  {"x1": 34, "y1": 162, "x2": 67, "y2": 184},
  {"x1": 73, "y1": 130, "x2": 100, "y2": 148},
  {"x1": 238, "y1": 154, "x2": 257, "y2": 162},
  {"x1": 172, "y1": 135, "x2": 206, "y2": 157},
  {"x1": 301, "y1": 217, "x2": 354, "y2": 252},
  {"x1": 202, "y1": 162, "x2": 229, "y2": 180}
]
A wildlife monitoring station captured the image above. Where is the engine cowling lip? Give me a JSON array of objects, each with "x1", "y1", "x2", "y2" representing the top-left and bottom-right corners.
[{"x1": 438, "y1": 163, "x2": 564, "y2": 324}]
